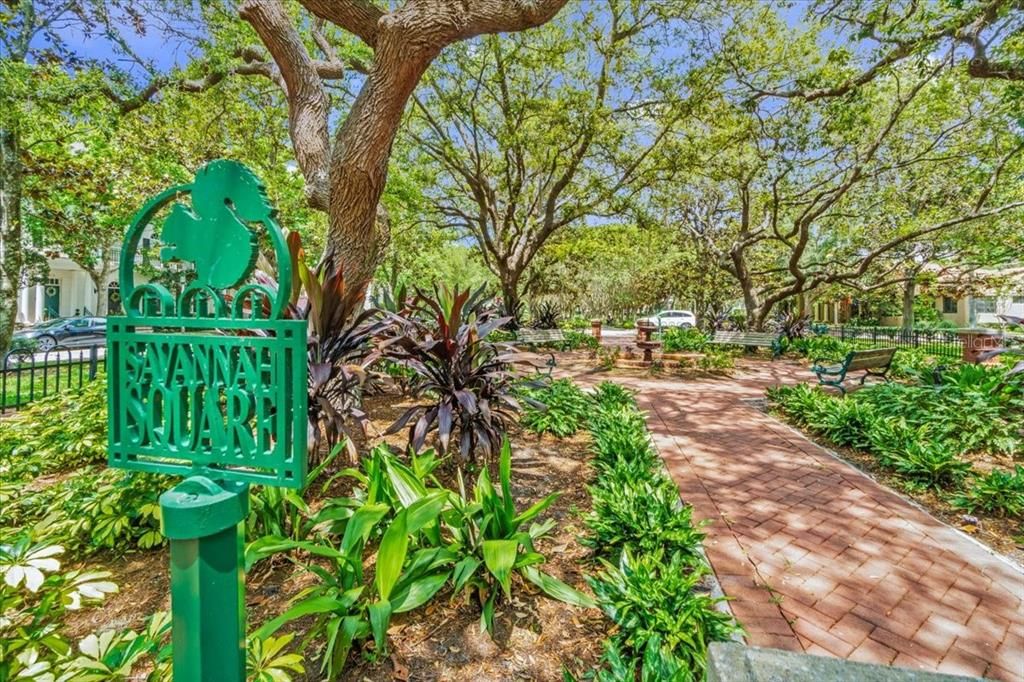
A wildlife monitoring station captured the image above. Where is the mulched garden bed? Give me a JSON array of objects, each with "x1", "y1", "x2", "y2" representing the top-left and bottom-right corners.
[{"x1": 65, "y1": 391, "x2": 612, "y2": 681}]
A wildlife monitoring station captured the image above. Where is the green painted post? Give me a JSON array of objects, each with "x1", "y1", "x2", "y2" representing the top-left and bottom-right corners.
[
  {"x1": 161, "y1": 477, "x2": 249, "y2": 682},
  {"x1": 106, "y1": 160, "x2": 308, "y2": 682}
]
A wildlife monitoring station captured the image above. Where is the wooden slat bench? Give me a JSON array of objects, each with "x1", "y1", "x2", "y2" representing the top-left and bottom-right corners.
[
  {"x1": 709, "y1": 330, "x2": 783, "y2": 358},
  {"x1": 513, "y1": 328, "x2": 565, "y2": 375},
  {"x1": 812, "y1": 347, "x2": 897, "y2": 395}
]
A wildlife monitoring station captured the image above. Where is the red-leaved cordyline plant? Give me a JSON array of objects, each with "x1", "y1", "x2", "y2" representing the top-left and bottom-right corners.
[
  {"x1": 255, "y1": 231, "x2": 387, "y2": 462},
  {"x1": 380, "y1": 284, "x2": 536, "y2": 463}
]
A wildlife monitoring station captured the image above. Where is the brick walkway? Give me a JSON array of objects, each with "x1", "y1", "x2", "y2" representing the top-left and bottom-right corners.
[{"x1": 583, "y1": 360, "x2": 1024, "y2": 680}]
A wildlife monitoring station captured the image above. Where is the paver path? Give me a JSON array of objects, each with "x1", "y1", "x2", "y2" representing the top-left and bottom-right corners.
[{"x1": 572, "y1": 359, "x2": 1024, "y2": 680}]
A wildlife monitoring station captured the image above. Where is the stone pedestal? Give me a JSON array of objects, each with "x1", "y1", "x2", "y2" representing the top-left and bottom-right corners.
[
  {"x1": 635, "y1": 322, "x2": 661, "y2": 363},
  {"x1": 590, "y1": 319, "x2": 602, "y2": 341},
  {"x1": 958, "y1": 329, "x2": 1003, "y2": 364}
]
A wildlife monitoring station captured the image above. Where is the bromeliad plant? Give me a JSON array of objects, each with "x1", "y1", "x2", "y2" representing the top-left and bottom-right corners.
[
  {"x1": 381, "y1": 285, "x2": 529, "y2": 462},
  {"x1": 530, "y1": 300, "x2": 561, "y2": 330}
]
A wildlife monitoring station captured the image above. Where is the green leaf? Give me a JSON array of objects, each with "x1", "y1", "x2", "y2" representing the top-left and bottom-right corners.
[
  {"x1": 452, "y1": 556, "x2": 481, "y2": 593},
  {"x1": 253, "y1": 595, "x2": 352, "y2": 640},
  {"x1": 375, "y1": 510, "x2": 408, "y2": 601},
  {"x1": 512, "y1": 493, "x2": 561, "y2": 528},
  {"x1": 384, "y1": 456, "x2": 428, "y2": 507},
  {"x1": 391, "y1": 571, "x2": 451, "y2": 613},
  {"x1": 480, "y1": 591, "x2": 497, "y2": 635},
  {"x1": 340, "y1": 503, "x2": 389, "y2": 555},
  {"x1": 482, "y1": 539, "x2": 517, "y2": 597},
  {"x1": 523, "y1": 567, "x2": 596, "y2": 608},
  {"x1": 405, "y1": 492, "x2": 446, "y2": 535},
  {"x1": 244, "y1": 536, "x2": 346, "y2": 572},
  {"x1": 368, "y1": 599, "x2": 393, "y2": 652},
  {"x1": 499, "y1": 438, "x2": 514, "y2": 518}
]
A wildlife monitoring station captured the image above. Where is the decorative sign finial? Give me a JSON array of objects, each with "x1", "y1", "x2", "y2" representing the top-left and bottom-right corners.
[{"x1": 159, "y1": 160, "x2": 268, "y2": 289}]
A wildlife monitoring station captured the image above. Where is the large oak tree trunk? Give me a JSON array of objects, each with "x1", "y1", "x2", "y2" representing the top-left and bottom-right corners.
[
  {"x1": 499, "y1": 271, "x2": 523, "y2": 325},
  {"x1": 322, "y1": 38, "x2": 438, "y2": 287},
  {"x1": 0, "y1": 128, "x2": 23, "y2": 353}
]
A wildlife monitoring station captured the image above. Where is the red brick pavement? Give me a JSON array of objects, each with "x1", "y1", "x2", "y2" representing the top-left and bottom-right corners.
[{"x1": 575, "y1": 360, "x2": 1024, "y2": 680}]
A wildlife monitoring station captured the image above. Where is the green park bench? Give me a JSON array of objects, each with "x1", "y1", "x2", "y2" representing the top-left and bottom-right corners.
[
  {"x1": 812, "y1": 347, "x2": 898, "y2": 395},
  {"x1": 513, "y1": 328, "x2": 566, "y2": 376},
  {"x1": 709, "y1": 330, "x2": 784, "y2": 358}
]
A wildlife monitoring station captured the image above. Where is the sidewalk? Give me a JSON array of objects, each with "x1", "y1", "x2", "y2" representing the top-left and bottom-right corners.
[{"x1": 584, "y1": 360, "x2": 1023, "y2": 680}]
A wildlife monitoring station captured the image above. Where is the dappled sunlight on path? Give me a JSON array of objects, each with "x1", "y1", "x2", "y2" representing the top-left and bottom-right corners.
[{"x1": 560, "y1": 358, "x2": 1024, "y2": 680}]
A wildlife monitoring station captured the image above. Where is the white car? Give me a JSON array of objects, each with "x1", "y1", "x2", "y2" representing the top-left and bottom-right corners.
[{"x1": 647, "y1": 310, "x2": 697, "y2": 329}]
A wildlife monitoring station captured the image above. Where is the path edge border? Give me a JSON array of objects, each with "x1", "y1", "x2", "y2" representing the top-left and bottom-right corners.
[{"x1": 748, "y1": 400, "x2": 1024, "y2": 577}]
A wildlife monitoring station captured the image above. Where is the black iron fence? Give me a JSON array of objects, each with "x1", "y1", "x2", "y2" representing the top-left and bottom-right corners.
[
  {"x1": 1, "y1": 345, "x2": 105, "y2": 414},
  {"x1": 821, "y1": 325, "x2": 964, "y2": 359}
]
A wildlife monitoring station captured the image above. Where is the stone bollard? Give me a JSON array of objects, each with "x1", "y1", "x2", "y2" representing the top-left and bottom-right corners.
[
  {"x1": 958, "y1": 328, "x2": 1003, "y2": 364},
  {"x1": 591, "y1": 319, "x2": 602, "y2": 342}
]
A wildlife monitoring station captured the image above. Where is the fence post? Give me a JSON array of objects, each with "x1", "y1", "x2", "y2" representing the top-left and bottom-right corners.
[{"x1": 89, "y1": 345, "x2": 99, "y2": 380}]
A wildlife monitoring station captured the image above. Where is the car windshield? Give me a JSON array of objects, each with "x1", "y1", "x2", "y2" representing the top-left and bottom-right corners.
[{"x1": 29, "y1": 319, "x2": 65, "y2": 329}]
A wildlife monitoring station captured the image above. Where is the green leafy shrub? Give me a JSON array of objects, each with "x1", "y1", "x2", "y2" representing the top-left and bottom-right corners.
[
  {"x1": 585, "y1": 476, "x2": 705, "y2": 560},
  {"x1": 521, "y1": 379, "x2": 593, "y2": 437},
  {"x1": 0, "y1": 538, "x2": 119, "y2": 679},
  {"x1": 249, "y1": 439, "x2": 591, "y2": 677},
  {"x1": 588, "y1": 550, "x2": 739, "y2": 679},
  {"x1": 443, "y1": 439, "x2": 595, "y2": 634},
  {"x1": 579, "y1": 383, "x2": 736, "y2": 680},
  {"x1": 697, "y1": 348, "x2": 734, "y2": 371},
  {"x1": 953, "y1": 467, "x2": 1024, "y2": 518},
  {"x1": 889, "y1": 348, "x2": 946, "y2": 381},
  {"x1": 813, "y1": 399, "x2": 878, "y2": 449},
  {"x1": 661, "y1": 328, "x2": 708, "y2": 352},
  {"x1": 559, "y1": 330, "x2": 600, "y2": 351},
  {"x1": 589, "y1": 406, "x2": 654, "y2": 468},
  {"x1": 592, "y1": 381, "x2": 635, "y2": 410},
  {"x1": 2, "y1": 467, "x2": 167, "y2": 554},
  {"x1": 887, "y1": 435, "x2": 972, "y2": 490},
  {"x1": 768, "y1": 385, "x2": 976, "y2": 491},
  {"x1": 787, "y1": 336, "x2": 852, "y2": 361},
  {"x1": 562, "y1": 316, "x2": 591, "y2": 330},
  {"x1": 531, "y1": 300, "x2": 561, "y2": 329},
  {"x1": 0, "y1": 378, "x2": 108, "y2": 480}
]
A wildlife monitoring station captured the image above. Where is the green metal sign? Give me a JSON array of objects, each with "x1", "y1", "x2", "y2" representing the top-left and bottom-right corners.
[
  {"x1": 106, "y1": 160, "x2": 308, "y2": 681},
  {"x1": 107, "y1": 159, "x2": 307, "y2": 489}
]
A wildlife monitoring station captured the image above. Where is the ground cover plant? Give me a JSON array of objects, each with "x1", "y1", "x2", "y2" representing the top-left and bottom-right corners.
[
  {"x1": 575, "y1": 382, "x2": 740, "y2": 680},
  {"x1": 767, "y1": 362, "x2": 1024, "y2": 554},
  {"x1": 661, "y1": 328, "x2": 708, "y2": 352},
  {"x1": 521, "y1": 378, "x2": 593, "y2": 437},
  {"x1": 0, "y1": 363, "x2": 606, "y2": 679}
]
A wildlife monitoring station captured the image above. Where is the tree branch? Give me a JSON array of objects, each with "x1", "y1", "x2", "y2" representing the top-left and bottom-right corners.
[
  {"x1": 298, "y1": 0, "x2": 384, "y2": 48},
  {"x1": 240, "y1": 0, "x2": 331, "y2": 210}
]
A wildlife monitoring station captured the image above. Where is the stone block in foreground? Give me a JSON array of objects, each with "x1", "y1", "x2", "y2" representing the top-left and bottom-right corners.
[{"x1": 707, "y1": 643, "x2": 980, "y2": 682}]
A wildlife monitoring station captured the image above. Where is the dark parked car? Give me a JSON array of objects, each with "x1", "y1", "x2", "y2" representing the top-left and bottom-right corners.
[{"x1": 11, "y1": 317, "x2": 107, "y2": 352}]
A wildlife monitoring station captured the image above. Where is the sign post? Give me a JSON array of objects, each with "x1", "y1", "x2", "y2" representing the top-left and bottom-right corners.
[{"x1": 107, "y1": 160, "x2": 307, "y2": 681}]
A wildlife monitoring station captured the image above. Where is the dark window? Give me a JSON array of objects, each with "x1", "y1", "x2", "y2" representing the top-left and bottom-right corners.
[{"x1": 942, "y1": 297, "x2": 958, "y2": 314}]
